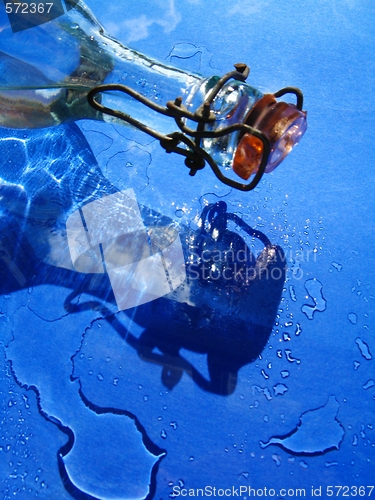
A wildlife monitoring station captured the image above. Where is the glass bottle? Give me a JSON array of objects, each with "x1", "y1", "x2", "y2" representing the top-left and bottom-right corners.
[{"x1": 0, "y1": 0, "x2": 306, "y2": 186}]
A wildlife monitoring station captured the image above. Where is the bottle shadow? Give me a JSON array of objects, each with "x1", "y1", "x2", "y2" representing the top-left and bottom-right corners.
[
  {"x1": 0, "y1": 123, "x2": 286, "y2": 397},
  {"x1": 2, "y1": 207, "x2": 286, "y2": 396},
  {"x1": 127, "y1": 203, "x2": 286, "y2": 396}
]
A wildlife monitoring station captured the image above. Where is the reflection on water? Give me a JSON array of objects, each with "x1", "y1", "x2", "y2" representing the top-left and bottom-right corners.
[
  {"x1": 0, "y1": 122, "x2": 286, "y2": 394},
  {"x1": 0, "y1": 122, "x2": 285, "y2": 497},
  {"x1": 0, "y1": 121, "x2": 285, "y2": 386}
]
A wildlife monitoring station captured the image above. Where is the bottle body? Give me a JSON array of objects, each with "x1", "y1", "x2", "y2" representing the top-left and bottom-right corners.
[{"x1": 0, "y1": 1, "x2": 200, "y2": 129}]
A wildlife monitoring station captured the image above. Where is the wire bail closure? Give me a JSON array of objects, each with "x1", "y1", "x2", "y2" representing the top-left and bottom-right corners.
[{"x1": 87, "y1": 64, "x2": 304, "y2": 192}]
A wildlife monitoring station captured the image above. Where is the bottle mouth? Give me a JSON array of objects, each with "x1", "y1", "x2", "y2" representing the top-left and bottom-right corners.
[{"x1": 232, "y1": 94, "x2": 307, "y2": 180}]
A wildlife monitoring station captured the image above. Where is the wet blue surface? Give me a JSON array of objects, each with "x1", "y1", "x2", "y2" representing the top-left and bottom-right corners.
[{"x1": 1, "y1": 0, "x2": 375, "y2": 499}]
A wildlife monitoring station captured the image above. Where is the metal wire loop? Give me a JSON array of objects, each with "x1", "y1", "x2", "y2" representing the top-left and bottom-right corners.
[{"x1": 87, "y1": 64, "x2": 301, "y2": 192}]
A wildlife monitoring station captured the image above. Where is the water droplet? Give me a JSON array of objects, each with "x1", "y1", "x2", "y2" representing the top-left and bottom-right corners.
[
  {"x1": 363, "y1": 379, "x2": 375, "y2": 390},
  {"x1": 301, "y1": 279, "x2": 326, "y2": 319},
  {"x1": 289, "y1": 285, "x2": 297, "y2": 302},
  {"x1": 272, "y1": 454, "x2": 281, "y2": 466},
  {"x1": 253, "y1": 385, "x2": 272, "y2": 401},
  {"x1": 355, "y1": 338, "x2": 372, "y2": 360},
  {"x1": 285, "y1": 349, "x2": 301, "y2": 364},
  {"x1": 263, "y1": 388, "x2": 272, "y2": 401},
  {"x1": 97, "y1": 373, "x2": 104, "y2": 381},
  {"x1": 113, "y1": 378, "x2": 119, "y2": 386},
  {"x1": 348, "y1": 313, "x2": 358, "y2": 325},
  {"x1": 281, "y1": 370, "x2": 290, "y2": 378},
  {"x1": 273, "y1": 383, "x2": 288, "y2": 396},
  {"x1": 170, "y1": 421, "x2": 177, "y2": 430},
  {"x1": 160, "y1": 429, "x2": 167, "y2": 439},
  {"x1": 331, "y1": 262, "x2": 342, "y2": 272},
  {"x1": 261, "y1": 396, "x2": 344, "y2": 455},
  {"x1": 295, "y1": 323, "x2": 302, "y2": 336}
]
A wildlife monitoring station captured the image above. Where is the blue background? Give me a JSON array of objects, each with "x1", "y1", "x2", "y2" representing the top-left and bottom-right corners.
[{"x1": 1, "y1": 0, "x2": 374, "y2": 498}]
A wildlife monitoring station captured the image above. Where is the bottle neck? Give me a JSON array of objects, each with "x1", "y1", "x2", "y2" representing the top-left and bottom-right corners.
[{"x1": 98, "y1": 44, "x2": 202, "y2": 134}]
